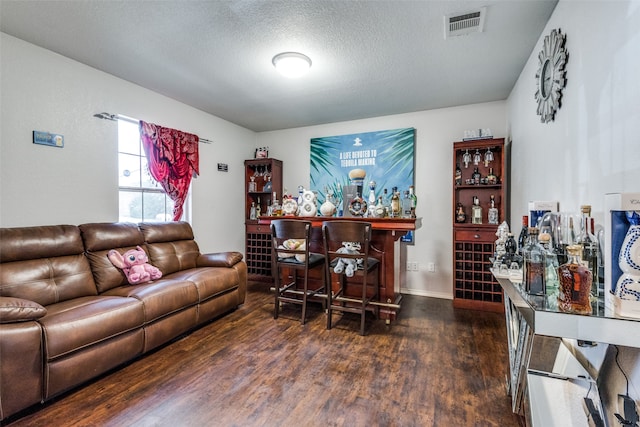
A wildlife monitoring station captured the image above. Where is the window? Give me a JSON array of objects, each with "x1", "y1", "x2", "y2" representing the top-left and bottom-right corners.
[{"x1": 117, "y1": 118, "x2": 174, "y2": 222}]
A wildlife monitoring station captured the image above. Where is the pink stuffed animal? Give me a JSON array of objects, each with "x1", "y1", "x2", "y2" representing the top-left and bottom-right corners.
[{"x1": 107, "y1": 246, "x2": 162, "y2": 285}]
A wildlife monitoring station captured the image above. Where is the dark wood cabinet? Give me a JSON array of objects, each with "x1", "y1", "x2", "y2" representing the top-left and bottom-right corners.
[
  {"x1": 244, "y1": 158, "x2": 282, "y2": 279},
  {"x1": 452, "y1": 138, "x2": 507, "y2": 312}
]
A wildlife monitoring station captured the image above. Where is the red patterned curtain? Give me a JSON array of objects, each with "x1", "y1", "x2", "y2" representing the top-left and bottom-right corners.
[{"x1": 139, "y1": 121, "x2": 199, "y2": 221}]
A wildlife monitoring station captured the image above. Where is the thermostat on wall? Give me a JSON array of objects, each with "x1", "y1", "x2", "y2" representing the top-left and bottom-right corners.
[{"x1": 217, "y1": 163, "x2": 228, "y2": 172}]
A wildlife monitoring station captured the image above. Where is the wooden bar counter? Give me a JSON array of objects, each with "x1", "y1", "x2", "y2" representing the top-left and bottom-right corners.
[{"x1": 258, "y1": 216, "x2": 417, "y2": 321}]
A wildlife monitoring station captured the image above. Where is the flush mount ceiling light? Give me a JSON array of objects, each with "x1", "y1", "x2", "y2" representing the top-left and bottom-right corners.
[{"x1": 272, "y1": 52, "x2": 312, "y2": 78}]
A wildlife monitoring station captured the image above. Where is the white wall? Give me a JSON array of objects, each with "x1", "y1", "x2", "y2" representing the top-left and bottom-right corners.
[
  {"x1": 257, "y1": 102, "x2": 506, "y2": 298},
  {"x1": 0, "y1": 33, "x2": 256, "y2": 253},
  {"x1": 507, "y1": 0, "x2": 640, "y2": 228},
  {"x1": 506, "y1": 1, "x2": 640, "y2": 422}
]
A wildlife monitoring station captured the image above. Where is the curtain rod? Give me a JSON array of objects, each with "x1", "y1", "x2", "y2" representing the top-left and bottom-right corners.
[{"x1": 93, "y1": 112, "x2": 213, "y2": 144}]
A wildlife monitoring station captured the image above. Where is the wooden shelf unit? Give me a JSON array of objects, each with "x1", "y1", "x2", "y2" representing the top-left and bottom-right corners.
[
  {"x1": 452, "y1": 138, "x2": 507, "y2": 312},
  {"x1": 244, "y1": 158, "x2": 282, "y2": 280}
]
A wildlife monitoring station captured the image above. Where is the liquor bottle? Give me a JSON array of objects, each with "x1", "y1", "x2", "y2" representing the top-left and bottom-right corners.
[
  {"x1": 271, "y1": 192, "x2": 282, "y2": 216},
  {"x1": 368, "y1": 181, "x2": 377, "y2": 210},
  {"x1": 471, "y1": 196, "x2": 482, "y2": 224},
  {"x1": 401, "y1": 190, "x2": 412, "y2": 218},
  {"x1": 382, "y1": 188, "x2": 391, "y2": 215},
  {"x1": 263, "y1": 176, "x2": 272, "y2": 193},
  {"x1": 455, "y1": 163, "x2": 462, "y2": 186},
  {"x1": 249, "y1": 202, "x2": 257, "y2": 220},
  {"x1": 255, "y1": 197, "x2": 261, "y2": 218},
  {"x1": 523, "y1": 227, "x2": 546, "y2": 296},
  {"x1": 505, "y1": 233, "x2": 517, "y2": 258},
  {"x1": 374, "y1": 196, "x2": 385, "y2": 218},
  {"x1": 517, "y1": 215, "x2": 529, "y2": 255},
  {"x1": 390, "y1": 187, "x2": 401, "y2": 218},
  {"x1": 557, "y1": 245, "x2": 592, "y2": 315},
  {"x1": 538, "y1": 232, "x2": 559, "y2": 296},
  {"x1": 455, "y1": 202, "x2": 466, "y2": 223},
  {"x1": 486, "y1": 168, "x2": 498, "y2": 185},
  {"x1": 578, "y1": 205, "x2": 599, "y2": 296},
  {"x1": 487, "y1": 195, "x2": 499, "y2": 225},
  {"x1": 472, "y1": 167, "x2": 481, "y2": 185},
  {"x1": 409, "y1": 185, "x2": 417, "y2": 218}
]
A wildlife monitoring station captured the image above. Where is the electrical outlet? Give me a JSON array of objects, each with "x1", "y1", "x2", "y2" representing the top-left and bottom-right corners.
[
  {"x1": 427, "y1": 262, "x2": 436, "y2": 272},
  {"x1": 406, "y1": 262, "x2": 419, "y2": 271}
]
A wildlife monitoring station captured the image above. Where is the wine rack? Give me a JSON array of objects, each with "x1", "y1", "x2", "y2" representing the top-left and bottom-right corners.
[
  {"x1": 244, "y1": 158, "x2": 282, "y2": 281},
  {"x1": 452, "y1": 138, "x2": 507, "y2": 312}
]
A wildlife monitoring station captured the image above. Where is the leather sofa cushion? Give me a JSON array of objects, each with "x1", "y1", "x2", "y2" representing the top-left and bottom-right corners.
[
  {"x1": 165, "y1": 268, "x2": 239, "y2": 302},
  {"x1": 0, "y1": 254, "x2": 98, "y2": 306},
  {"x1": 0, "y1": 225, "x2": 84, "y2": 263},
  {"x1": 140, "y1": 222, "x2": 200, "y2": 276},
  {"x1": 0, "y1": 225, "x2": 98, "y2": 305},
  {"x1": 197, "y1": 252, "x2": 243, "y2": 268},
  {"x1": 79, "y1": 222, "x2": 145, "y2": 252},
  {"x1": 102, "y1": 279, "x2": 198, "y2": 323},
  {"x1": 139, "y1": 221, "x2": 194, "y2": 243},
  {"x1": 39, "y1": 296, "x2": 144, "y2": 360},
  {"x1": 79, "y1": 223, "x2": 147, "y2": 293},
  {"x1": 0, "y1": 297, "x2": 47, "y2": 323}
]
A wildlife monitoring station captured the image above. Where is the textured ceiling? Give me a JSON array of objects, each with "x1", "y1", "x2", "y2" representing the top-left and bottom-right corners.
[{"x1": 0, "y1": 0, "x2": 557, "y2": 132}]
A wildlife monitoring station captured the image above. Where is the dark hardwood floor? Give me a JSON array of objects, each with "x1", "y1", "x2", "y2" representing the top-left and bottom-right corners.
[{"x1": 5, "y1": 282, "x2": 523, "y2": 427}]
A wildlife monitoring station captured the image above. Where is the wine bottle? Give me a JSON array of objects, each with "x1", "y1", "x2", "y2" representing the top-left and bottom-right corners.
[{"x1": 517, "y1": 215, "x2": 529, "y2": 255}]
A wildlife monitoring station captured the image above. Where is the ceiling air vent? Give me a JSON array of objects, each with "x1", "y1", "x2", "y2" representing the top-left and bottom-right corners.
[{"x1": 444, "y1": 7, "x2": 486, "y2": 39}]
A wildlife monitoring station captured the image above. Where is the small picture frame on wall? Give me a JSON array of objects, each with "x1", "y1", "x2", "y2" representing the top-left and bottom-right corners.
[{"x1": 33, "y1": 130, "x2": 64, "y2": 148}]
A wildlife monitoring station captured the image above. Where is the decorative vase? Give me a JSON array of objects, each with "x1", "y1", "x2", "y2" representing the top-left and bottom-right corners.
[
  {"x1": 320, "y1": 193, "x2": 336, "y2": 217},
  {"x1": 615, "y1": 211, "x2": 640, "y2": 301},
  {"x1": 298, "y1": 189, "x2": 317, "y2": 217}
]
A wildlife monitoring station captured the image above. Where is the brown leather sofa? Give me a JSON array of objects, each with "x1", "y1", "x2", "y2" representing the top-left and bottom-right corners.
[{"x1": 0, "y1": 221, "x2": 246, "y2": 421}]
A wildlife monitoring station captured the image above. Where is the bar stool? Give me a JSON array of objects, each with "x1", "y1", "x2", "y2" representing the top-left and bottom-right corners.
[
  {"x1": 271, "y1": 219, "x2": 326, "y2": 325},
  {"x1": 322, "y1": 221, "x2": 380, "y2": 335}
]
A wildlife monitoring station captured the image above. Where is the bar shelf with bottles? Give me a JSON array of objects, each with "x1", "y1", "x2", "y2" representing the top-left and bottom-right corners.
[
  {"x1": 244, "y1": 158, "x2": 283, "y2": 279},
  {"x1": 452, "y1": 138, "x2": 507, "y2": 312}
]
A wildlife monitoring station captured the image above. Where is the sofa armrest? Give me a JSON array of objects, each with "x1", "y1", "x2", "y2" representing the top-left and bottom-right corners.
[
  {"x1": 197, "y1": 251, "x2": 243, "y2": 268},
  {"x1": 0, "y1": 297, "x2": 47, "y2": 323}
]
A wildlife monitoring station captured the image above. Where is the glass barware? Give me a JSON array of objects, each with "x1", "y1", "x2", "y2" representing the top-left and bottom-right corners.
[
  {"x1": 462, "y1": 150, "x2": 471, "y2": 168},
  {"x1": 473, "y1": 149, "x2": 482, "y2": 166},
  {"x1": 484, "y1": 148, "x2": 494, "y2": 167}
]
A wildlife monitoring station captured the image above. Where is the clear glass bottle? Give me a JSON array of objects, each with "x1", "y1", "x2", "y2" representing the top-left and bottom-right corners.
[
  {"x1": 401, "y1": 190, "x2": 412, "y2": 218},
  {"x1": 374, "y1": 196, "x2": 385, "y2": 218},
  {"x1": 390, "y1": 187, "x2": 401, "y2": 218},
  {"x1": 382, "y1": 188, "x2": 391, "y2": 215},
  {"x1": 471, "y1": 196, "x2": 482, "y2": 224},
  {"x1": 249, "y1": 202, "x2": 257, "y2": 220},
  {"x1": 271, "y1": 192, "x2": 282, "y2": 216},
  {"x1": 578, "y1": 205, "x2": 599, "y2": 297},
  {"x1": 557, "y1": 245, "x2": 592, "y2": 315},
  {"x1": 409, "y1": 185, "x2": 417, "y2": 218},
  {"x1": 523, "y1": 228, "x2": 546, "y2": 296},
  {"x1": 517, "y1": 215, "x2": 529, "y2": 255},
  {"x1": 538, "y1": 232, "x2": 559, "y2": 296},
  {"x1": 488, "y1": 195, "x2": 499, "y2": 225},
  {"x1": 248, "y1": 176, "x2": 257, "y2": 192}
]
